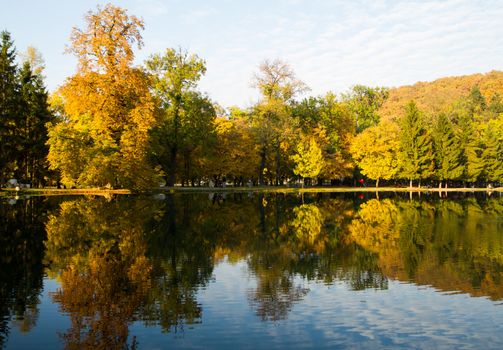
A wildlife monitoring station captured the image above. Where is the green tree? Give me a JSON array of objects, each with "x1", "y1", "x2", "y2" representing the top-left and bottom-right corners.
[
  {"x1": 312, "y1": 93, "x2": 354, "y2": 181},
  {"x1": 145, "y1": 47, "x2": 207, "y2": 186},
  {"x1": 16, "y1": 60, "x2": 53, "y2": 187},
  {"x1": 178, "y1": 91, "x2": 216, "y2": 186},
  {"x1": 488, "y1": 93, "x2": 503, "y2": 117},
  {"x1": 481, "y1": 117, "x2": 503, "y2": 184},
  {"x1": 0, "y1": 31, "x2": 20, "y2": 185},
  {"x1": 399, "y1": 101, "x2": 435, "y2": 187},
  {"x1": 467, "y1": 86, "x2": 487, "y2": 117},
  {"x1": 432, "y1": 114, "x2": 463, "y2": 187},
  {"x1": 342, "y1": 85, "x2": 389, "y2": 133},
  {"x1": 350, "y1": 120, "x2": 400, "y2": 187},
  {"x1": 452, "y1": 100, "x2": 485, "y2": 184},
  {"x1": 47, "y1": 4, "x2": 158, "y2": 190}
]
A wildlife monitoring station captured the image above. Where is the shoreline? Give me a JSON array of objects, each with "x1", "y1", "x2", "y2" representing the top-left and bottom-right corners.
[{"x1": 1, "y1": 186, "x2": 501, "y2": 197}]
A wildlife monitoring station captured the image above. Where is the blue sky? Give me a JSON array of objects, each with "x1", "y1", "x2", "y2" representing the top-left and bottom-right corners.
[{"x1": 2, "y1": 0, "x2": 503, "y2": 108}]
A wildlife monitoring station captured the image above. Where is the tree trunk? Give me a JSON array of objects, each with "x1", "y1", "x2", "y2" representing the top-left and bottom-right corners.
[
  {"x1": 275, "y1": 142, "x2": 281, "y2": 186},
  {"x1": 409, "y1": 179, "x2": 413, "y2": 188},
  {"x1": 258, "y1": 145, "x2": 267, "y2": 186},
  {"x1": 166, "y1": 145, "x2": 177, "y2": 186},
  {"x1": 438, "y1": 180, "x2": 442, "y2": 189},
  {"x1": 376, "y1": 178, "x2": 379, "y2": 188}
]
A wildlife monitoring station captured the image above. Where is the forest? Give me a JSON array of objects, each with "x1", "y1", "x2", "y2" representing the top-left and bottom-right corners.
[{"x1": 0, "y1": 4, "x2": 502, "y2": 190}]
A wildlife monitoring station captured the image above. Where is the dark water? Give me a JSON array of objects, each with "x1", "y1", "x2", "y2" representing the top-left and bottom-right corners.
[{"x1": 1, "y1": 192, "x2": 503, "y2": 349}]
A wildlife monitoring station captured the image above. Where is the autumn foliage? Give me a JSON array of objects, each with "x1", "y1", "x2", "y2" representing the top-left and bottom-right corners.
[{"x1": 1, "y1": 4, "x2": 501, "y2": 189}]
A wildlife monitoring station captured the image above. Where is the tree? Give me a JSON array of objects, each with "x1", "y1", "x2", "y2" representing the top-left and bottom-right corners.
[
  {"x1": 209, "y1": 108, "x2": 259, "y2": 185},
  {"x1": 452, "y1": 97, "x2": 485, "y2": 184},
  {"x1": 252, "y1": 59, "x2": 308, "y2": 102},
  {"x1": 47, "y1": 4, "x2": 158, "y2": 190},
  {"x1": 177, "y1": 91, "x2": 216, "y2": 185},
  {"x1": 306, "y1": 93, "x2": 355, "y2": 181},
  {"x1": 251, "y1": 59, "x2": 308, "y2": 185},
  {"x1": 291, "y1": 137, "x2": 325, "y2": 186},
  {"x1": 342, "y1": 85, "x2": 389, "y2": 133},
  {"x1": 15, "y1": 60, "x2": 53, "y2": 187},
  {"x1": 350, "y1": 121, "x2": 400, "y2": 187},
  {"x1": 481, "y1": 117, "x2": 503, "y2": 184},
  {"x1": 432, "y1": 114, "x2": 463, "y2": 187},
  {"x1": 0, "y1": 31, "x2": 20, "y2": 186},
  {"x1": 399, "y1": 101, "x2": 435, "y2": 187},
  {"x1": 21, "y1": 46, "x2": 45, "y2": 75},
  {"x1": 145, "y1": 48, "x2": 207, "y2": 186}
]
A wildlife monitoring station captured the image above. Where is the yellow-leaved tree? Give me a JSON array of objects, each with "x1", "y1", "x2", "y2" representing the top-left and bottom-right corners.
[
  {"x1": 350, "y1": 120, "x2": 400, "y2": 187},
  {"x1": 47, "y1": 4, "x2": 158, "y2": 190},
  {"x1": 291, "y1": 137, "x2": 325, "y2": 187}
]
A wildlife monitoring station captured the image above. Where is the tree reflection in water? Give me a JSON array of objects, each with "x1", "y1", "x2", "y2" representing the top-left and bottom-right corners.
[
  {"x1": 2, "y1": 192, "x2": 503, "y2": 349},
  {"x1": 0, "y1": 197, "x2": 51, "y2": 348}
]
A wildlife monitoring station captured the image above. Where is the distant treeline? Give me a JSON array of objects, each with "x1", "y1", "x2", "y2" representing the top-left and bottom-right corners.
[{"x1": 0, "y1": 4, "x2": 501, "y2": 190}]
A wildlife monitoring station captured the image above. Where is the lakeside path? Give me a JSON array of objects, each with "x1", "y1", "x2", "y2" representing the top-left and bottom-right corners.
[{"x1": 1, "y1": 186, "x2": 502, "y2": 197}]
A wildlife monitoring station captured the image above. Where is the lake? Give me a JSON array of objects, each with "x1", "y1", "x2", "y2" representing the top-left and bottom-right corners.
[{"x1": 1, "y1": 192, "x2": 503, "y2": 349}]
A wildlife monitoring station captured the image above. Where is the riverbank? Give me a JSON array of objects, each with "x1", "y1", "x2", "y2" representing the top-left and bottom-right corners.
[
  {"x1": 0, "y1": 188, "x2": 131, "y2": 197},
  {"x1": 1, "y1": 186, "x2": 501, "y2": 197}
]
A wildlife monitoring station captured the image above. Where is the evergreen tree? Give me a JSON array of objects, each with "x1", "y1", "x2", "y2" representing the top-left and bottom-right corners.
[
  {"x1": 468, "y1": 86, "x2": 486, "y2": 117},
  {"x1": 0, "y1": 31, "x2": 20, "y2": 185},
  {"x1": 481, "y1": 118, "x2": 503, "y2": 184},
  {"x1": 17, "y1": 61, "x2": 52, "y2": 187},
  {"x1": 454, "y1": 106, "x2": 484, "y2": 184},
  {"x1": 433, "y1": 114, "x2": 463, "y2": 187},
  {"x1": 399, "y1": 101, "x2": 435, "y2": 187},
  {"x1": 488, "y1": 93, "x2": 503, "y2": 116}
]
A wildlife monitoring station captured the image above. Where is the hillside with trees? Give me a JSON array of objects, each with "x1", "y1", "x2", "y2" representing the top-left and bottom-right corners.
[{"x1": 379, "y1": 70, "x2": 503, "y2": 121}]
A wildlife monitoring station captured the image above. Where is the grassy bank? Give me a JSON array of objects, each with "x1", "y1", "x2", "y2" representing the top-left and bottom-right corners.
[
  {"x1": 1, "y1": 186, "x2": 501, "y2": 197},
  {"x1": 0, "y1": 188, "x2": 131, "y2": 197}
]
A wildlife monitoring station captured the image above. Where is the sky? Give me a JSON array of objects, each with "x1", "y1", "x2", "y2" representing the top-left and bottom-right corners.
[{"x1": 2, "y1": 0, "x2": 503, "y2": 108}]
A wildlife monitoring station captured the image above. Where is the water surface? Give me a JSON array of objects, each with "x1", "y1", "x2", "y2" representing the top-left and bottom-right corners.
[{"x1": 1, "y1": 192, "x2": 503, "y2": 349}]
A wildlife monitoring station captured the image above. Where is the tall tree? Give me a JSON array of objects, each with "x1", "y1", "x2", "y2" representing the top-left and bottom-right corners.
[
  {"x1": 0, "y1": 31, "x2": 19, "y2": 185},
  {"x1": 452, "y1": 97, "x2": 485, "y2": 184},
  {"x1": 432, "y1": 114, "x2": 463, "y2": 187},
  {"x1": 47, "y1": 4, "x2": 157, "y2": 189},
  {"x1": 16, "y1": 60, "x2": 53, "y2": 187},
  {"x1": 399, "y1": 101, "x2": 435, "y2": 187},
  {"x1": 251, "y1": 59, "x2": 308, "y2": 185},
  {"x1": 178, "y1": 91, "x2": 216, "y2": 186},
  {"x1": 145, "y1": 48, "x2": 207, "y2": 186}
]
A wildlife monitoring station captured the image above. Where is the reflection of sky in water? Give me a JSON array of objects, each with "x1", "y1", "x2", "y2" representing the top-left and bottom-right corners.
[
  {"x1": 133, "y1": 260, "x2": 503, "y2": 349},
  {"x1": 7, "y1": 279, "x2": 69, "y2": 350},
  {"x1": 6, "y1": 260, "x2": 503, "y2": 349}
]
